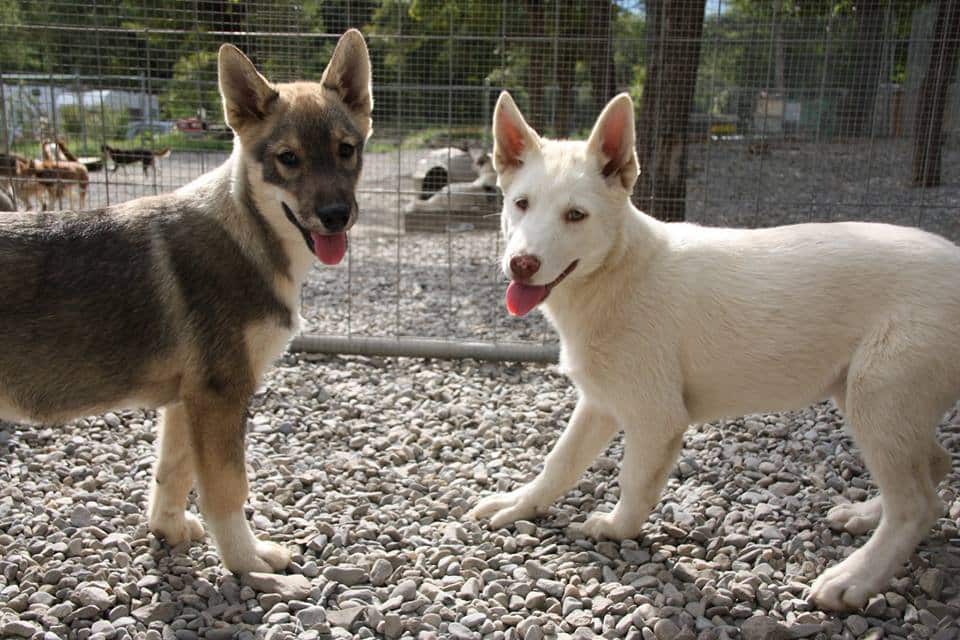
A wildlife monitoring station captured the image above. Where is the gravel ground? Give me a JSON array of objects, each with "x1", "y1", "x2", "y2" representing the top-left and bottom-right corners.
[{"x1": 1, "y1": 354, "x2": 958, "y2": 640}]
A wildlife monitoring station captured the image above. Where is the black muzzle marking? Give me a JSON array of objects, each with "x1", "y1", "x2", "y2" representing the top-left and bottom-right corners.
[{"x1": 281, "y1": 202, "x2": 314, "y2": 253}]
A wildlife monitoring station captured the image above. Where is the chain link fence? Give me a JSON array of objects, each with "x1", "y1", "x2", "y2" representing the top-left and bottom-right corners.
[{"x1": 1, "y1": 1, "x2": 958, "y2": 359}]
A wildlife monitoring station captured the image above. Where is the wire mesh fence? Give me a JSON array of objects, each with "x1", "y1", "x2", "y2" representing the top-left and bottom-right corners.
[{"x1": 1, "y1": 1, "x2": 958, "y2": 356}]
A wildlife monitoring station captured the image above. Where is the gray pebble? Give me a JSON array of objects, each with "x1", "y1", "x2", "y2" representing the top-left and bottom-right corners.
[
  {"x1": 0, "y1": 620, "x2": 42, "y2": 639},
  {"x1": 241, "y1": 572, "x2": 311, "y2": 600},
  {"x1": 323, "y1": 565, "x2": 369, "y2": 586},
  {"x1": 370, "y1": 558, "x2": 393, "y2": 586},
  {"x1": 741, "y1": 615, "x2": 790, "y2": 640},
  {"x1": 919, "y1": 568, "x2": 945, "y2": 600},
  {"x1": 131, "y1": 602, "x2": 178, "y2": 624}
]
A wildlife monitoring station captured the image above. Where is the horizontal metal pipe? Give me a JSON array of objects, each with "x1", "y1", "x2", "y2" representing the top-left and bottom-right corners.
[{"x1": 290, "y1": 334, "x2": 559, "y2": 364}]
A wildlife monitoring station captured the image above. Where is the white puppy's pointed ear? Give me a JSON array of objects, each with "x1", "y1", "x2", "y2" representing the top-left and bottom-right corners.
[
  {"x1": 218, "y1": 44, "x2": 279, "y2": 133},
  {"x1": 587, "y1": 93, "x2": 638, "y2": 191},
  {"x1": 492, "y1": 92, "x2": 541, "y2": 175},
  {"x1": 321, "y1": 29, "x2": 374, "y2": 130}
]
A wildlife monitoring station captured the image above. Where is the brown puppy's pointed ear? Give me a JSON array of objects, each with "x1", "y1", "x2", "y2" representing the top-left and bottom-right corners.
[
  {"x1": 321, "y1": 29, "x2": 373, "y2": 135},
  {"x1": 218, "y1": 44, "x2": 279, "y2": 133},
  {"x1": 492, "y1": 91, "x2": 541, "y2": 176},
  {"x1": 586, "y1": 93, "x2": 638, "y2": 191}
]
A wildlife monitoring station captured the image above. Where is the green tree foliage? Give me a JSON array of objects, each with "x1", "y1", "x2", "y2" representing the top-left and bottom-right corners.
[{"x1": 0, "y1": 0, "x2": 935, "y2": 140}]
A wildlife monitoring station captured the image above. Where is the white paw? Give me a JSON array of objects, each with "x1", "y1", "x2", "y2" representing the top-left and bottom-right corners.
[
  {"x1": 207, "y1": 512, "x2": 292, "y2": 574},
  {"x1": 255, "y1": 540, "x2": 293, "y2": 572},
  {"x1": 827, "y1": 498, "x2": 882, "y2": 535},
  {"x1": 150, "y1": 511, "x2": 206, "y2": 545},
  {"x1": 809, "y1": 556, "x2": 885, "y2": 611},
  {"x1": 222, "y1": 540, "x2": 292, "y2": 574},
  {"x1": 577, "y1": 510, "x2": 642, "y2": 541},
  {"x1": 467, "y1": 487, "x2": 548, "y2": 529}
]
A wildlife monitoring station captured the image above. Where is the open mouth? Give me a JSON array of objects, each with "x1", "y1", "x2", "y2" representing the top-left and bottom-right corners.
[
  {"x1": 505, "y1": 260, "x2": 578, "y2": 317},
  {"x1": 282, "y1": 202, "x2": 348, "y2": 266}
]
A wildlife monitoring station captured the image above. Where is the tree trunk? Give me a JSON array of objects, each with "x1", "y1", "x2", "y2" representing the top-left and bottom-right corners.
[
  {"x1": 913, "y1": 0, "x2": 960, "y2": 187},
  {"x1": 525, "y1": 0, "x2": 547, "y2": 126},
  {"x1": 587, "y1": 0, "x2": 616, "y2": 114},
  {"x1": 837, "y1": 0, "x2": 885, "y2": 138},
  {"x1": 555, "y1": 36, "x2": 577, "y2": 136},
  {"x1": 632, "y1": 0, "x2": 706, "y2": 222},
  {"x1": 773, "y1": 19, "x2": 785, "y2": 95}
]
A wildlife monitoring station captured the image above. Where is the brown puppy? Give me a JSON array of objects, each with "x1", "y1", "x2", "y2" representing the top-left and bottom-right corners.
[{"x1": 0, "y1": 30, "x2": 373, "y2": 572}]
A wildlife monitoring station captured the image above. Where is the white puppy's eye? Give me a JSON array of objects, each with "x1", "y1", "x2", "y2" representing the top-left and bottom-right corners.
[
  {"x1": 514, "y1": 197, "x2": 529, "y2": 211},
  {"x1": 566, "y1": 208, "x2": 588, "y2": 222}
]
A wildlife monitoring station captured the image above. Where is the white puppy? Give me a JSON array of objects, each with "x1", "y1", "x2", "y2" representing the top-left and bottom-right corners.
[{"x1": 468, "y1": 90, "x2": 960, "y2": 611}]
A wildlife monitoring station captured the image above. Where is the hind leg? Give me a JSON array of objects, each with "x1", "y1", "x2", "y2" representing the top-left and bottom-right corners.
[
  {"x1": 811, "y1": 376, "x2": 949, "y2": 609},
  {"x1": 827, "y1": 497, "x2": 883, "y2": 535},
  {"x1": 826, "y1": 406, "x2": 952, "y2": 537}
]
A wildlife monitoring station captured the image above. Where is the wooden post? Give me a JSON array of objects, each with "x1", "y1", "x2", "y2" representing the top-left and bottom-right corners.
[
  {"x1": 632, "y1": 0, "x2": 706, "y2": 222},
  {"x1": 912, "y1": 0, "x2": 960, "y2": 187}
]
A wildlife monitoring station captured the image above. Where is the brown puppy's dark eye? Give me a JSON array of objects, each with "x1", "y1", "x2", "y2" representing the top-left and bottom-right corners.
[
  {"x1": 338, "y1": 142, "x2": 355, "y2": 159},
  {"x1": 514, "y1": 197, "x2": 529, "y2": 211},
  {"x1": 277, "y1": 151, "x2": 298, "y2": 167},
  {"x1": 566, "y1": 208, "x2": 588, "y2": 222}
]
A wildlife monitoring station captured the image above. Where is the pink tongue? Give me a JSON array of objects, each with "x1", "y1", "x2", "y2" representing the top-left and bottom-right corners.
[
  {"x1": 506, "y1": 281, "x2": 548, "y2": 317},
  {"x1": 311, "y1": 231, "x2": 347, "y2": 265}
]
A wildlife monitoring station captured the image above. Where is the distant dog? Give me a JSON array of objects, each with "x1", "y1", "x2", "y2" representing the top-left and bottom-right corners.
[
  {"x1": 0, "y1": 187, "x2": 14, "y2": 212},
  {"x1": 0, "y1": 30, "x2": 373, "y2": 572},
  {"x1": 33, "y1": 143, "x2": 90, "y2": 210},
  {"x1": 469, "y1": 91, "x2": 960, "y2": 611},
  {"x1": 101, "y1": 144, "x2": 172, "y2": 176},
  {"x1": 0, "y1": 153, "x2": 27, "y2": 206},
  {"x1": 42, "y1": 138, "x2": 79, "y2": 163},
  {"x1": 1, "y1": 149, "x2": 89, "y2": 210},
  {"x1": 37, "y1": 161, "x2": 89, "y2": 210},
  {"x1": 1, "y1": 154, "x2": 43, "y2": 210}
]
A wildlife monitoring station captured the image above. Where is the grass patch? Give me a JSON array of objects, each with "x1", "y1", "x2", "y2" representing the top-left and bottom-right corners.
[
  {"x1": 3, "y1": 125, "x2": 489, "y2": 159},
  {"x1": 366, "y1": 124, "x2": 489, "y2": 154},
  {"x1": 3, "y1": 130, "x2": 233, "y2": 159}
]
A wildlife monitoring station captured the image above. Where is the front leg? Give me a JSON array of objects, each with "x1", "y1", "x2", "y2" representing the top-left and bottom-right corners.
[
  {"x1": 148, "y1": 403, "x2": 205, "y2": 545},
  {"x1": 581, "y1": 422, "x2": 686, "y2": 541},
  {"x1": 469, "y1": 398, "x2": 618, "y2": 528},
  {"x1": 184, "y1": 393, "x2": 290, "y2": 573}
]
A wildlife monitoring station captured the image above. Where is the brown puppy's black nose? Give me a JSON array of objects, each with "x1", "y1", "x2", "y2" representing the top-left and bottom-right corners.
[
  {"x1": 316, "y1": 203, "x2": 350, "y2": 232},
  {"x1": 510, "y1": 254, "x2": 541, "y2": 280}
]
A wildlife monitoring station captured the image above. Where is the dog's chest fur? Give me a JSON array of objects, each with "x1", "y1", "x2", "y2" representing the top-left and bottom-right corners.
[{"x1": 244, "y1": 276, "x2": 303, "y2": 382}]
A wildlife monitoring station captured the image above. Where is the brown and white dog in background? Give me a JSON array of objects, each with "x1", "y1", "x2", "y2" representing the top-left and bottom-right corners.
[{"x1": 0, "y1": 145, "x2": 89, "y2": 210}]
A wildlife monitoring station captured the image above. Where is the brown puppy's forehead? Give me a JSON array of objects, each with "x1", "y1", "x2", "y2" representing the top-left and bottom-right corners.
[
  {"x1": 258, "y1": 115, "x2": 361, "y2": 171},
  {"x1": 276, "y1": 81, "x2": 370, "y2": 140}
]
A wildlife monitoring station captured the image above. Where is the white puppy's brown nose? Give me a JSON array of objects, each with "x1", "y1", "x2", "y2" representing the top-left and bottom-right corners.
[{"x1": 510, "y1": 254, "x2": 541, "y2": 280}]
